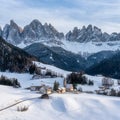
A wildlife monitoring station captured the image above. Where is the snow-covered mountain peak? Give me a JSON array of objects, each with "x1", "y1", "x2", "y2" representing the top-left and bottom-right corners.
[
  {"x1": 10, "y1": 20, "x2": 18, "y2": 28},
  {"x1": 86, "y1": 24, "x2": 92, "y2": 31},
  {"x1": 1, "y1": 20, "x2": 120, "y2": 55},
  {"x1": 20, "y1": 19, "x2": 64, "y2": 44},
  {"x1": 43, "y1": 22, "x2": 64, "y2": 40},
  {"x1": 30, "y1": 19, "x2": 41, "y2": 24},
  {"x1": 9, "y1": 20, "x2": 23, "y2": 32},
  {"x1": 66, "y1": 24, "x2": 120, "y2": 43},
  {"x1": 2, "y1": 20, "x2": 22, "y2": 44},
  {"x1": 66, "y1": 24, "x2": 104, "y2": 42},
  {"x1": 22, "y1": 19, "x2": 44, "y2": 43},
  {"x1": 29, "y1": 19, "x2": 43, "y2": 29}
]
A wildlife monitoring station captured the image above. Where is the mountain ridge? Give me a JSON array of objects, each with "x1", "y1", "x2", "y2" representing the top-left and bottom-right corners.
[
  {"x1": 1, "y1": 19, "x2": 120, "y2": 46},
  {"x1": 1, "y1": 20, "x2": 120, "y2": 78}
]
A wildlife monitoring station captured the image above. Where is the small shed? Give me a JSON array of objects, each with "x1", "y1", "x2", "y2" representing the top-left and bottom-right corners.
[{"x1": 30, "y1": 85, "x2": 52, "y2": 94}]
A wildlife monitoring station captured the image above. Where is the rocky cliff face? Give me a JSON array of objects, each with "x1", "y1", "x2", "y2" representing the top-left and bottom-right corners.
[
  {"x1": 2, "y1": 20, "x2": 22, "y2": 45},
  {"x1": 66, "y1": 24, "x2": 120, "y2": 42},
  {"x1": 1, "y1": 19, "x2": 64, "y2": 45},
  {"x1": 1, "y1": 20, "x2": 120, "y2": 45},
  {"x1": 22, "y1": 20, "x2": 64, "y2": 44}
]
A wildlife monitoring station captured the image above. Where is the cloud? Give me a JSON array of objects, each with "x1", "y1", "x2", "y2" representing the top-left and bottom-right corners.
[{"x1": 0, "y1": 0, "x2": 120, "y2": 34}]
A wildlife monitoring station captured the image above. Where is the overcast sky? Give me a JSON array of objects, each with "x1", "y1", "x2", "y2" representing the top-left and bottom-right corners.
[{"x1": 0, "y1": 0, "x2": 120, "y2": 33}]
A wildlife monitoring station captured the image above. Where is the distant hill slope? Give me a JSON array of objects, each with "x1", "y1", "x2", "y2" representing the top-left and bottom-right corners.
[
  {"x1": 24, "y1": 42, "x2": 117, "y2": 72},
  {"x1": 0, "y1": 37, "x2": 37, "y2": 72},
  {"x1": 86, "y1": 52, "x2": 120, "y2": 79},
  {"x1": 24, "y1": 43, "x2": 86, "y2": 71}
]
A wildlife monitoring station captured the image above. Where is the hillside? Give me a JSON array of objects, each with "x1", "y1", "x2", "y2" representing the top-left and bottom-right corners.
[
  {"x1": 24, "y1": 43, "x2": 86, "y2": 71},
  {"x1": 24, "y1": 43, "x2": 117, "y2": 72},
  {"x1": 0, "y1": 37, "x2": 36, "y2": 72},
  {"x1": 86, "y1": 52, "x2": 120, "y2": 79}
]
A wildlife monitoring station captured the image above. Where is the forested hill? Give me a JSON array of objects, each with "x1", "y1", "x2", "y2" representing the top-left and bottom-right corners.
[
  {"x1": 86, "y1": 52, "x2": 120, "y2": 79},
  {"x1": 0, "y1": 37, "x2": 37, "y2": 72}
]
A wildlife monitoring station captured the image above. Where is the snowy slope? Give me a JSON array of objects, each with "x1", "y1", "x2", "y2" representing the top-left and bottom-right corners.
[
  {"x1": 0, "y1": 72, "x2": 63, "y2": 88},
  {"x1": 0, "y1": 85, "x2": 120, "y2": 120},
  {"x1": 18, "y1": 39, "x2": 120, "y2": 55},
  {"x1": 0, "y1": 61, "x2": 70, "y2": 89},
  {"x1": 44, "y1": 39, "x2": 120, "y2": 55},
  {"x1": 0, "y1": 63, "x2": 120, "y2": 120},
  {"x1": 34, "y1": 61, "x2": 70, "y2": 77}
]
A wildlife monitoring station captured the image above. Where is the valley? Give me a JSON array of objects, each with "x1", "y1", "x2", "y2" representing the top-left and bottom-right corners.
[
  {"x1": 0, "y1": 62, "x2": 120, "y2": 120},
  {"x1": 1, "y1": 0, "x2": 120, "y2": 120}
]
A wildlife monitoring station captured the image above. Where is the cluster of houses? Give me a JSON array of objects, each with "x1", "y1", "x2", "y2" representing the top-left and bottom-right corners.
[
  {"x1": 96, "y1": 77, "x2": 120, "y2": 95},
  {"x1": 30, "y1": 85, "x2": 52, "y2": 94},
  {"x1": 29, "y1": 66, "x2": 77, "y2": 94},
  {"x1": 29, "y1": 67, "x2": 120, "y2": 96},
  {"x1": 56, "y1": 84, "x2": 74, "y2": 94},
  {"x1": 29, "y1": 78, "x2": 77, "y2": 95}
]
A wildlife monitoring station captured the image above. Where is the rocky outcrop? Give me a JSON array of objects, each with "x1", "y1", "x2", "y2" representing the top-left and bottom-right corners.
[
  {"x1": 22, "y1": 20, "x2": 64, "y2": 44},
  {"x1": 22, "y1": 19, "x2": 44, "y2": 43},
  {"x1": 2, "y1": 20, "x2": 22, "y2": 44},
  {"x1": 2, "y1": 20, "x2": 120, "y2": 45},
  {"x1": 2, "y1": 19, "x2": 64, "y2": 45},
  {"x1": 66, "y1": 24, "x2": 120, "y2": 42}
]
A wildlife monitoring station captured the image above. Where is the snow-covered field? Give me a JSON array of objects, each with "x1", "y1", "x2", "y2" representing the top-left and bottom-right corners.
[
  {"x1": 0, "y1": 84, "x2": 120, "y2": 120},
  {"x1": 0, "y1": 63, "x2": 120, "y2": 120}
]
